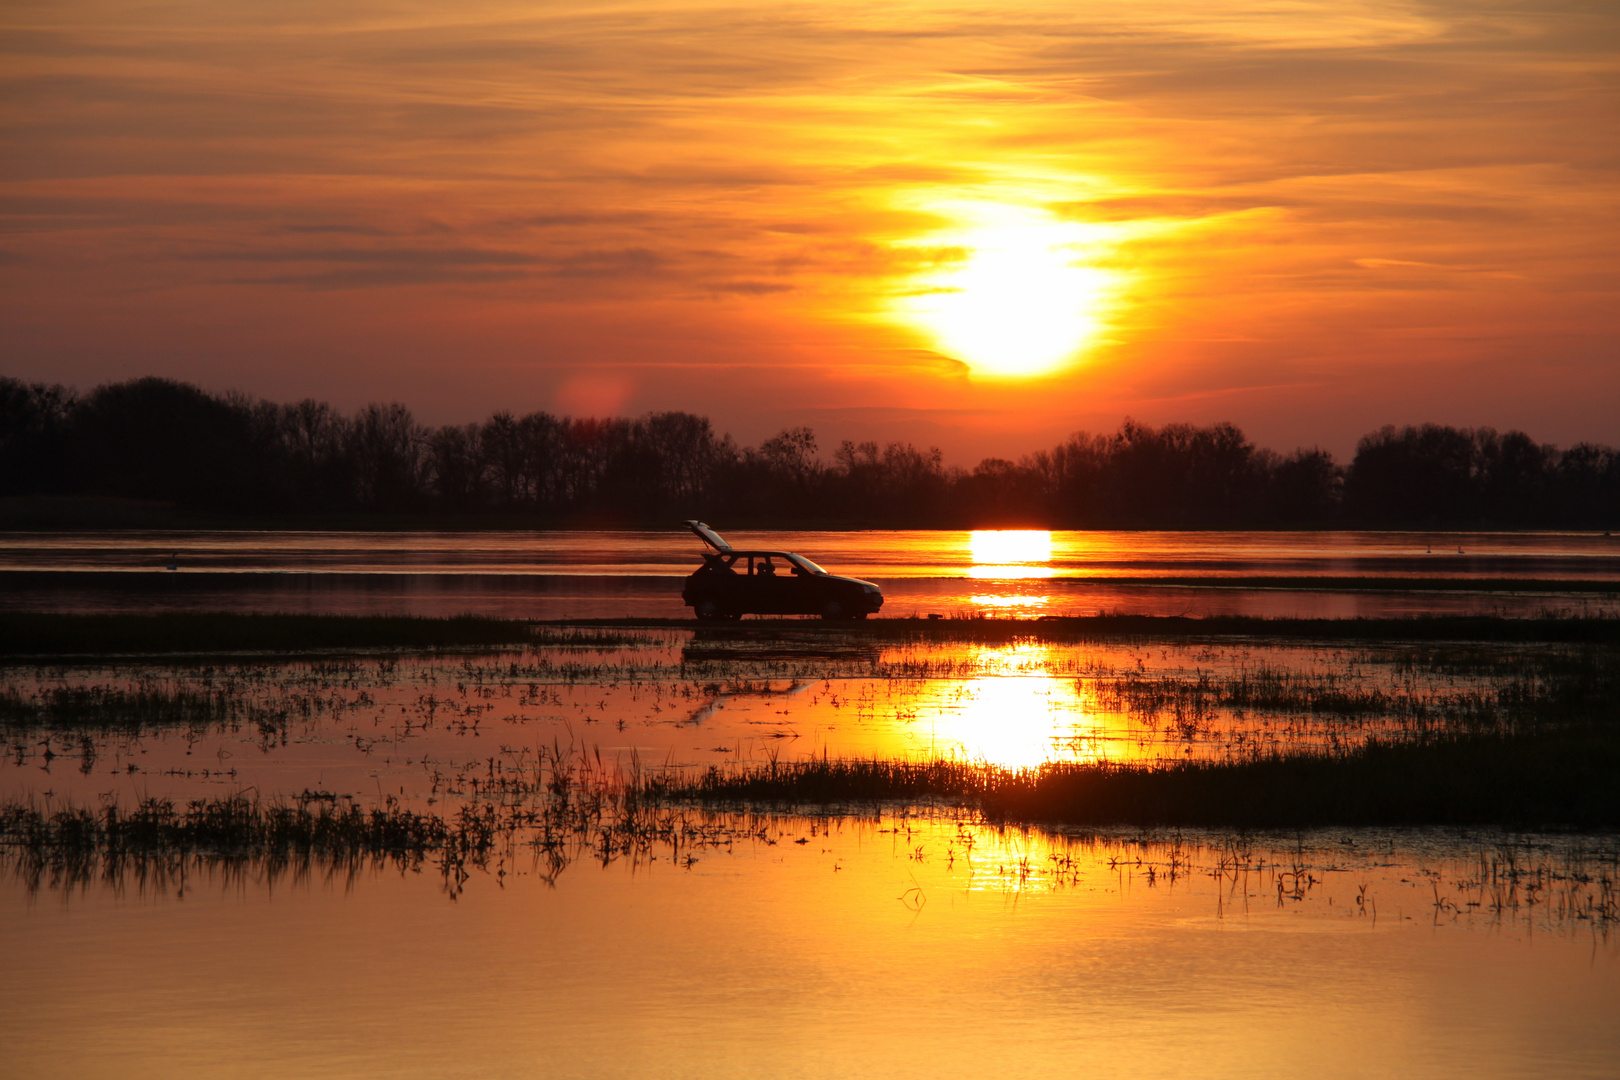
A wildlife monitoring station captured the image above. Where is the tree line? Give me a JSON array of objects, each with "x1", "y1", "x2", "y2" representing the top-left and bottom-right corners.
[{"x1": 2, "y1": 375, "x2": 1617, "y2": 528}]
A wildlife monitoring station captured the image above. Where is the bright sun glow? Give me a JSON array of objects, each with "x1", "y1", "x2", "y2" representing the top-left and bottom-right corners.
[
  {"x1": 968, "y1": 529, "x2": 1055, "y2": 580},
  {"x1": 900, "y1": 203, "x2": 1115, "y2": 377},
  {"x1": 970, "y1": 530, "x2": 1052, "y2": 564}
]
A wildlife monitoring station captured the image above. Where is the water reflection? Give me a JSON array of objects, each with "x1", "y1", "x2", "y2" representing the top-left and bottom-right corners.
[
  {"x1": 3, "y1": 812, "x2": 1615, "y2": 1080},
  {"x1": 4, "y1": 631, "x2": 1601, "y2": 808},
  {"x1": 4, "y1": 528, "x2": 1619, "y2": 619},
  {"x1": 4, "y1": 623, "x2": 1618, "y2": 1079},
  {"x1": 968, "y1": 530, "x2": 1052, "y2": 565},
  {"x1": 968, "y1": 594, "x2": 1048, "y2": 611},
  {"x1": 967, "y1": 528, "x2": 1057, "y2": 583},
  {"x1": 914, "y1": 673, "x2": 1092, "y2": 767}
]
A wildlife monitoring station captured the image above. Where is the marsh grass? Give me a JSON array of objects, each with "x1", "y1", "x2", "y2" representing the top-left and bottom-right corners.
[
  {"x1": 0, "y1": 612, "x2": 538, "y2": 658},
  {"x1": 5, "y1": 621, "x2": 1615, "y2": 837},
  {"x1": 7, "y1": 772, "x2": 1614, "y2": 934},
  {"x1": 0, "y1": 742, "x2": 755, "y2": 897},
  {"x1": 7, "y1": 612, "x2": 1620, "y2": 664},
  {"x1": 0, "y1": 683, "x2": 291, "y2": 738},
  {"x1": 5, "y1": 632, "x2": 1613, "y2": 777},
  {"x1": 655, "y1": 720, "x2": 1620, "y2": 829},
  {"x1": 657, "y1": 644, "x2": 1620, "y2": 828}
]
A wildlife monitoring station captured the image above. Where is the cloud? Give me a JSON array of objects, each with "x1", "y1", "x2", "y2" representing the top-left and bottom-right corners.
[{"x1": 0, "y1": 0, "x2": 1615, "y2": 451}]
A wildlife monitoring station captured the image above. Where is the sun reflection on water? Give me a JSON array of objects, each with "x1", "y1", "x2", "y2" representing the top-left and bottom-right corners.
[
  {"x1": 969, "y1": 530, "x2": 1052, "y2": 564},
  {"x1": 903, "y1": 643, "x2": 1111, "y2": 768},
  {"x1": 969, "y1": 595, "x2": 1049, "y2": 610},
  {"x1": 968, "y1": 529, "x2": 1056, "y2": 584}
]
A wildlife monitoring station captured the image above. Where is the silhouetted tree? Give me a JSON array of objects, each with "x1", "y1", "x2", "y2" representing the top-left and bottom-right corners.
[
  {"x1": 1345, "y1": 424, "x2": 1481, "y2": 525},
  {"x1": 0, "y1": 378, "x2": 76, "y2": 496},
  {"x1": 348, "y1": 403, "x2": 422, "y2": 511},
  {"x1": 72, "y1": 377, "x2": 266, "y2": 511},
  {"x1": 4, "y1": 373, "x2": 1615, "y2": 528},
  {"x1": 427, "y1": 423, "x2": 485, "y2": 510},
  {"x1": 1268, "y1": 448, "x2": 1340, "y2": 526}
]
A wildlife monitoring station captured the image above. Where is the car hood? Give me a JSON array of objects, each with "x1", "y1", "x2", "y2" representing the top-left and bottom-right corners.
[{"x1": 824, "y1": 574, "x2": 881, "y2": 591}]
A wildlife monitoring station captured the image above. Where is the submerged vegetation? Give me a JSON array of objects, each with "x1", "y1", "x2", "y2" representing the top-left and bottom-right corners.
[
  {"x1": 666, "y1": 637, "x2": 1620, "y2": 828},
  {"x1": 4, "y1": 772, "x2": 1616, "y2": 934},
  {"x1": 8, "y1": 610, "x2": 1620, "y2": 663},
  {"x1": 0, "y1": 612, "x2": 538, "y2": 657},
  {"x1": 0, "y1": 682, "x2": 290, "y2": 738},
  {"x1": 0, "y1": 747, "x2": 752, "y2": 897},
  {"x1": 1, "y1": 618, "x2": 1614, "y2": 897}
]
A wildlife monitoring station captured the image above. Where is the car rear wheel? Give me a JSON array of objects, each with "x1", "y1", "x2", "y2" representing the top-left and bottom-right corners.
[{"x1": 694, "y1": 596, "x2": 724, "y2": 621}]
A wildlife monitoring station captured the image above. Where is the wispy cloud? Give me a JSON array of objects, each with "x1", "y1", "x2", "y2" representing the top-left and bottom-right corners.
[{"x1": 0, "y1": 0, "x2": 1615, "y2": 452}]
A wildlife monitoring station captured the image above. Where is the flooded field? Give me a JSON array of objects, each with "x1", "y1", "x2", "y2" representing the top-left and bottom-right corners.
[
  {"x1": 2, "y1": 597, "x2": 1617, "y2": 1079},
  {"x1": 0, "y1": 628, "x2": 1602, "y2": 803},
  {"x1": 4, "y1": 528, "x2": 1619, "y2": 619},
  {"x1": 2, "y1": 623, "x2": 1617, "y2": 1078}
]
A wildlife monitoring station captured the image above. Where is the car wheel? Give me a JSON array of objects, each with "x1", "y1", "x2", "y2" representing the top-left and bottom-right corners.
[
  {"x1": 820, "y1": 599, "x2": 844, "y2": 621},
  {"x1": 694, "y1": 597, "x2": 723, "y2": 621}
]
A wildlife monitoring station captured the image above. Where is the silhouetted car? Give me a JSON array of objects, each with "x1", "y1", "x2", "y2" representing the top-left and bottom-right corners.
[{"x1": 680, "y1": 520, "x2": 884, "y2": 620}]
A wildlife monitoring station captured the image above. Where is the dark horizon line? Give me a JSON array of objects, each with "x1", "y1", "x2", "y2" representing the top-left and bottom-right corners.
[{"x1": 4, "y1": 374, "x2": 1619, "y2": 531}]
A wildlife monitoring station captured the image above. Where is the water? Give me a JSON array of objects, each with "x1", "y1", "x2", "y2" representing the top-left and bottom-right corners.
[
  {"x1": 0, "y1": 631, "x2": 1570, "y2": 806},
  {"x1": 4, "y1": 817, "x2": 1615, "y2": 1080},
  {"x1": 3, "y1": 529, "x2": 1618, "y2": 618},
  {"x1": 4, "y1": 576, "x2": 1617, "y2": 1078}
]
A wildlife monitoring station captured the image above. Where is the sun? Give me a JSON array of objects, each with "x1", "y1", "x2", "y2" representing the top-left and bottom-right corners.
[{"x1": 898, "y1": 202, "x2": 1115, "y2": 378}]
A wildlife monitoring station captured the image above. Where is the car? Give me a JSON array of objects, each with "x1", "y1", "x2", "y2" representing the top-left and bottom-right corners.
[{"x1": 680, "y1": 520, "x2": 884, "y2": 621}]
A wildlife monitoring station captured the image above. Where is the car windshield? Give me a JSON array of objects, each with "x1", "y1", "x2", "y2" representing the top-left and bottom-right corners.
[{"x1": 786, "y1": 553, "x2": 826, "y2": 575}]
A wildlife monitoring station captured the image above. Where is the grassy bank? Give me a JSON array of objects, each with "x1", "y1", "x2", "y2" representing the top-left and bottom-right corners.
[
  {"x1": 656, "y1": 726, "x2": 1620, "y2": 829},
  {"x1": 0, "y1": 612, "x2": 536, "y2": 657},
  {"x1": 658, "y1": 635, "x2": 1620, "y2": 829}
]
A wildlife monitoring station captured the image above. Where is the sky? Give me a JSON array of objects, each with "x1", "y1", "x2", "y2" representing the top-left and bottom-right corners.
[{"x1": 2, "y1": 0, "x2": 1617, "y2": 462}]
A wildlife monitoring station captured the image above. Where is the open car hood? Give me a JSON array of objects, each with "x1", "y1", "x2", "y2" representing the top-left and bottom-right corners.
[{"x1": 683, "y1": 520, "x2": 732, "y2": 554}]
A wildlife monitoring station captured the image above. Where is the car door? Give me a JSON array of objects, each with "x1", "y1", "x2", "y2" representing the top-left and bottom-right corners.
[
  {"x1": 780, "y1": 562, "x2": 821, "y2": 614},
  {"x1": 752, "y1": 556, "x2": 796, "y2": 614}
]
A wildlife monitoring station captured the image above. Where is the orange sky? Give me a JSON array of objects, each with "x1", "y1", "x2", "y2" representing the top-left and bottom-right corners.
[{"x1": 3, "y1": 0, "x2": 1617, "y2": 460}]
